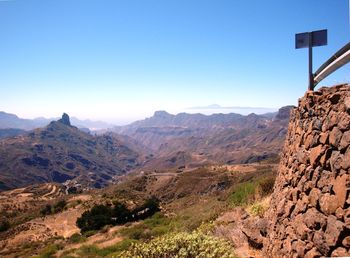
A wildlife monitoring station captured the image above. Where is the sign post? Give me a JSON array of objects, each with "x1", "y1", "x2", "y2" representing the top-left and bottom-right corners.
[
  {"x1": 295, "y1": 29, "x2": 327, "y2": 91},
  {"x1": 308, "y1": 33, "x2": 313, "y2": 91}
]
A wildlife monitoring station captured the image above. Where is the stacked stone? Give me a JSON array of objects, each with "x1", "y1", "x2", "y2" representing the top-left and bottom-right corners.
[{"x1": 264, "y1": 84, "x2": 350, "y2": 257}]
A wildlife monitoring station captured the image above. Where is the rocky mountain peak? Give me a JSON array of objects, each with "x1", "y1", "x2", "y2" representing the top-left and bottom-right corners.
[
  {"x1": 274, "y1": 105, "x2": 294, "y2": 120},
  {"x1": 58, "y1": 113, "x2": 71, "y2": 126},
  {"x1": 153, "y1": 110, "x2": 171, "y2": 117}
]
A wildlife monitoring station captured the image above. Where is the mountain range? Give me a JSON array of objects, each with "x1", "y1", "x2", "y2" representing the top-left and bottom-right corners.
[
  {"x1": 0, "y1": 106, "x2": 293, "y2": 191},
  {"x1": 186, "y1": 104, "x2": 277, "y2": 115},
  {"x1": 0, "y1": 111, "x2": 113, "y2": 133},
  {"x1": 0, "y1": 114, "x2": 146, "y2": 191},
  {"x1": 112, "y1": 106, "x2": 293, "y2": 170}
]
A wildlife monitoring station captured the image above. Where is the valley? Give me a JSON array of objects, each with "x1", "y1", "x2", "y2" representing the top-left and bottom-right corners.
[
  {"x1": 0, "y1": 107, "x2": 288, "y2": 257},
  {"x1": 0, "y1": 107, "x2": 290, "y2": 192},
  {"x1": 0, "y1": 162, "x2": 276, "y2": 257},
  {"x1": 112, "y1": 107, "x2": 292, "y2": 169}
]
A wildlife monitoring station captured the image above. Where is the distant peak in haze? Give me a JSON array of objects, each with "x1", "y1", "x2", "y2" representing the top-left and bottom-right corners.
[
  {"x1": 274, "y1": 106, "x2": 295, "y2": 120},
  {"x1": 186, "y1": 104, "x2": 278, "y2": 115},
  {"x1": 154, "y1": 110, "x2": 172, "y2": 117},
  {"x1": 58, "y1": 113, "x2": 71, "y2": 126},
  {"x1": 188, "y1": 104, "x2": 275, "y2": 110},
  {"x1": 0, "y1": 111, "x2": 114, "y2": 130}
]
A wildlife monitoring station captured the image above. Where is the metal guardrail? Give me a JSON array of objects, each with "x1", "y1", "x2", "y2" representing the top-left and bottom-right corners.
[{"x1": 313, "y1": 42, "x2": 350, "y2": 87}]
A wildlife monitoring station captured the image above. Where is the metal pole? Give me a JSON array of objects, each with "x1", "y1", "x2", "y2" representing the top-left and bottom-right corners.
[{"x1": 308, "y1": 33, "x2": 314, "y2": 91}]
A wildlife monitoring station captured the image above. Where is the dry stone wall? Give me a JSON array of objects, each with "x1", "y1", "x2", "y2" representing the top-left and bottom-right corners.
[{"x1": 264, "y1": 84, "x2": 350, "y2": 257}]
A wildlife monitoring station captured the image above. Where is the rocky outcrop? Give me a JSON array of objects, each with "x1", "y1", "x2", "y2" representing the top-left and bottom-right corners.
[
  {"x1": 58, "y1": 113, "x2": 71, "y2": 126},
  {"x1": 214, "y1": 208, "x2": 268, "y2": 257},
  {"x1": 264, "y1": 84, "x2": 350, "y2": 257},
  {"x1": 274, "y1": 106, "x2": 295, "y2": 121}
]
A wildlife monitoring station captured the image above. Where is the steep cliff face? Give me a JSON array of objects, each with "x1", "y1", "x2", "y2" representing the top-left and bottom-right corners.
[{"x1": 264, "y1": 84, "x2": 350, "y2": 257}]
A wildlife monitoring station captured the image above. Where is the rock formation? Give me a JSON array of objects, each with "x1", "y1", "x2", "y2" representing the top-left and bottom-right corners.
[
  {"x1": 264, "y1": 84, "x2": 350, "y2": 257},
  {"x1": 58, "y1": 113, "x2": 71, "y2": 126},
  {"x1": 274, "y1": 105, "x2": 295, "y2": 121}
]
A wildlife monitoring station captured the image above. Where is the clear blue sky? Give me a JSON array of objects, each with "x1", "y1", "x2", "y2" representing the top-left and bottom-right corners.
[{"x1": 0, "y1": 0, "x2": 349, "y2": 124}]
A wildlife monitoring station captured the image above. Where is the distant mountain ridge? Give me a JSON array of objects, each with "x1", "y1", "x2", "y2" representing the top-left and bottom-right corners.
[
  {"x1": 0, "y1": 108, "x2": 293, "y2": 190},
  {"x1": 0, "y1": 111, "x2": 113, "y2": 131},
  {"x1": 0, "y1": 128, "x2": 27, "y2": 139},
  {"x1": 0, "y1": 114, "x2": 146, "y2": 191},
  {"x1": 111, "y1": 107, "x2": 294, "y2": 169},
  {"x1": 113, "y1": 110, "x2": 271, "y2": 132},
  {"x1": 0, "y1": 111, "x2": 48, "y2": 130},
  {"x1": 187, "y1": 104, "x2": 277, "y2": 115}
]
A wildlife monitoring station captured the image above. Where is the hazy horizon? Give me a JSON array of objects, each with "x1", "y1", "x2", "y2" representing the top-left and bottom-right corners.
[
  {"x1": 1, "y1": 0, "x2": 349, "y2": 124},
  {"x1": 1, "y1": 104, "x2": 279, "y2": 126}
]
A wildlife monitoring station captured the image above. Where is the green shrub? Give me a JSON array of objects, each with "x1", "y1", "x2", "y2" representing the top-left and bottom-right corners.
[
  {"x1": 40, "y1": 200, "x2": 67, "y2": 216},
  {"x1": 77, "y1": 205, "x2": 113, "y2": 232},
  {"x1": 113, "y1": 202, "x2": 131, "y2": 224},
  {"x1": 107, "y1": 239, "x2": 136, "y2": 256},
  {"x1": 40, "y1": 204, "x2": 52, "y2": 216},
  {"x1": 69, "y1": 233, "x2": 87, "y2": 244},
  {"x1": 249, "y1": 203, "x2": 266, "y2": 217},
  {"x1": 60, "y1": 255, "x2": 75, "y2": 258},
  {"x1": 131, "y1": 196, "x2": 160, "y2": 220},
  {"x1": 0, "y1": 219, "x2": 10, "y2": 232},
  {"x1": 120, "y1": 231, "x2": 236, "y2": 258},
  {"x1": 120, "y1": 212, "x2": 182, "y2": 241},
  {"x1": 78, "y1": 245, "x2": 100, "y2": 256},
  {"x1": 229, "y1": 181, "x2": 256, "y2": 206},
  {"x1": 53, "y1": 199, "x2": 67, "y2": 213},
  {"x1": 75, "y1": 239, "x2": 136, "y2": 257},
  {"x1": 82, "y1": 230, "x2": 97, "y2": 237},
  {"x1": 120, "y1": 224, "x2": 149, "y2": 240},
  {"x1": 257, "y1": 176, "x2": 275, "y2": 196},
  {"x1": 143, "y1": 212, "x2": 169, "y2": 228},
  {"x1": 37, "y1": 244, "x2": 63, "y2": 258},
  {"x1": 76, "y1": 197, "x2": 160, "y2": 233}
]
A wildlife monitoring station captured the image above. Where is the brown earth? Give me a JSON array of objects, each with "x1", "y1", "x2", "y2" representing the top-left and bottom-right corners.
[
  {"x1": 0, "y1": 162, "x2": 277, "y2": 257},
  {"x1": 0, "y1": 188, "x2": 92, "y2": 257}
]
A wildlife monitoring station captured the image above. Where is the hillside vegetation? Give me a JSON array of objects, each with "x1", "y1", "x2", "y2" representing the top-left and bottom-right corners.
[{"x1": 0, "y1": 163, "x2": 276, "y2": 257}]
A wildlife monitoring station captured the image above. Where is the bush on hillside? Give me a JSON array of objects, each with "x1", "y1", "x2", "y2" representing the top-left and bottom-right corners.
[
  {"x1": 40, "y1": 204, "x2": 52, "y2": 216},
  {"x1": 40, "y1": 199, "x2": 67, "y2": 216},
  {"x1": 69, "y1": 233, "x2": 87, "y2": 244},
  {"x1": 0, "y1": 219, "x2": 10, "y2": 232},
  {"x1": 229, "y1": 181, "x2": 256, "y2": 206},
  {"x1": 131, "y1": 196, "x2": 160, "y2": 220},
  {"x1": 76, "y1": 205, "x2": 113, "y2": 232},
  {"x1": 76, "y1": 197, "x2": 160, "y2": 232},
  {"x1": 53, "y1": 199, "x2": 67, "y2": 213},
  {"x1": 120, "y1": 231, "x2": 236, "y2": 258},
  {"x1": 229, "y1": 176, "x2": 276, "y2": 207},
  {"x1": 257, "y1": 176, "x2": 275, "y2": 196},
  {"x1": 249, "y1": 202, "x2": 266, "y2": 217},
  {"x1": 119, "y1": 212, "x2": 181, "y2": 241},
  {"x1": 113, "y1": 202, "x2": 131, "y2": 224}
]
